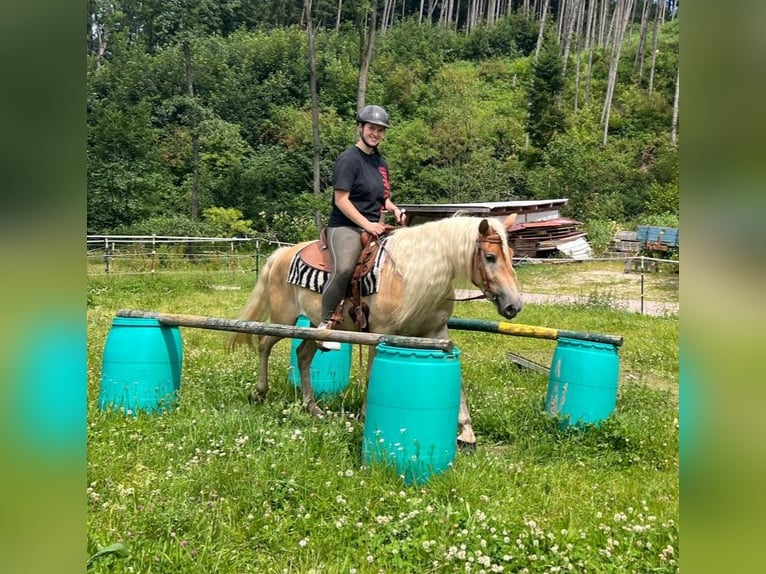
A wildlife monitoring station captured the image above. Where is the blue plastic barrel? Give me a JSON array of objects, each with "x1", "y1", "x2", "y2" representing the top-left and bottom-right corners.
[
  {"x1": 545, "y1": 337, "x2": 620, "y2": 428},
  {"x1": 98, "y1": 317, "x2": 183, "y2": 415},
  {"x1": 362, "y1": 343, "x2": 462, "y2": 484},
  {"x1": 288, "y1": 315, "x2": 351, "y2": 398}
]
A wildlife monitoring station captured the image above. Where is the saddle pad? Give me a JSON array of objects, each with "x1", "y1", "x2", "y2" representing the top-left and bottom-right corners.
[{"x1": 286, "y1": 237, "x2": 389, "y2": 296}]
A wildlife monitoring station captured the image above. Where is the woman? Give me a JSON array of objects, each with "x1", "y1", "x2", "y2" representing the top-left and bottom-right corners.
[{"x1": 317, "y1": 105, "x2": 406, "y2": 350}]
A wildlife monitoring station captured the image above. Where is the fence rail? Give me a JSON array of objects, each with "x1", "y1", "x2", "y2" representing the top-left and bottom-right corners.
[{"x1": 87, "y1": 235, "x2": 678, "y2": 315}]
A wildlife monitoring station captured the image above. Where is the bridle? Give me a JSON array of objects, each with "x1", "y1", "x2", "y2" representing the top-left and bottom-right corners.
[{"x1": 448, "y1": 232, "x2": 507, "y2": 302}]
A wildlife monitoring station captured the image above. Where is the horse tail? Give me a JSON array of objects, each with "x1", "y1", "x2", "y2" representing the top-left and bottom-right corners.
[{"x1": 228, "y1": 247, "x2": 282, "y2": 351}]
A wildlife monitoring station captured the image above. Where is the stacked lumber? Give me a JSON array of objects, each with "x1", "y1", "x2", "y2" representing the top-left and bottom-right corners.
[{"x1": 508, "y1": 218, "x2": 586, "y2": 258}]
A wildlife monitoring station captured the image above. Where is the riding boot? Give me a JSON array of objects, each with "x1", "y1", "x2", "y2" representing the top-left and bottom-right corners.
[{"x1": 315, "y1": 313, "x2": 342, "y2": 351}]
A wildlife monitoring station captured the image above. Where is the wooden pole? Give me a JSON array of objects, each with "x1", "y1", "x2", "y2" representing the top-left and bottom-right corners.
[
  {"x1": 116, "y1": 309, "x2": 454, "y2": 352},
  {"x1": 447, "y1": 317, "x2": 623, "y2": 347}
]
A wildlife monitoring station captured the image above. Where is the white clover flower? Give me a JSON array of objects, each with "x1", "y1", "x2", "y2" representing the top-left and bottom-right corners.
[{"x1": 299, "y1": 538, "x2": 308, "y2": 548}]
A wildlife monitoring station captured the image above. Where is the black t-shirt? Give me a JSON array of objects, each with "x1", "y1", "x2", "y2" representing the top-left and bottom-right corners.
[{"x1": 328, "y1": 146, "x2": 390, "y2": 228}]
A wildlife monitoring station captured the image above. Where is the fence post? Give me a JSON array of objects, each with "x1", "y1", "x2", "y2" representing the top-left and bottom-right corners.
[
  {"x1": 104, "y1": 237, "x2": 111, "y2": 274},
  {"x1": 151, "y1": 234, "x2": 156, "y2": 273},
  {"x1": 640, "y1": 256, "x2": 645, "y2": 315},
  {"x1": 255, "y1": 240, "x2": 261, "y2": 276}
]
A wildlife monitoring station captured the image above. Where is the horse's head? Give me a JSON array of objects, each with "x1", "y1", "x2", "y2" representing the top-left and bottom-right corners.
[{"x1": 471, "y1": 215, "x2": 523, "y2": 320}]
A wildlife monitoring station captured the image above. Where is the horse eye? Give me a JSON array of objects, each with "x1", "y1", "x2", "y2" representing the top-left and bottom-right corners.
[{"x1": 484, "y1": 253, "x2": 496, "y2": 264}]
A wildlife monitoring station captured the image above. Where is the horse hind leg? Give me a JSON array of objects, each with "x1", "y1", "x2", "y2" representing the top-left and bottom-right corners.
[{"x1": 248, "y1": 335, "x2": 280, "y2": 404}]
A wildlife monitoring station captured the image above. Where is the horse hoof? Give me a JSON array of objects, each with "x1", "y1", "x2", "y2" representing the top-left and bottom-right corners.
[
  {"x1": 304, "y1": 403, "x2": 325, "y2": 417},
  {"x1": 457, "y1": 439, "x2": 476, "y2": 453},
  {"x1": 248, "y1": 391, "x2": 266, "y2": 405}
]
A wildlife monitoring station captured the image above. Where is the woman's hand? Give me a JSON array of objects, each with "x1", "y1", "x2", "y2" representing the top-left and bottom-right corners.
[{"x1": 363, "y1": 221, "x2": 387, "y2": 237}]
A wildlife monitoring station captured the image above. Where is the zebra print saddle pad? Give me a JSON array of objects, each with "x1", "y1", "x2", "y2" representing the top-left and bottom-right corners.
[{"x1": 286, "y1": 236, "x2": 389, "y2": 296}]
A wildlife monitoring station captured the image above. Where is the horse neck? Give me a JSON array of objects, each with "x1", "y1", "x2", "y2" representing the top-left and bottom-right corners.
[{"x1": 388, "y1": 218, "x2": 479, "y2": 305}]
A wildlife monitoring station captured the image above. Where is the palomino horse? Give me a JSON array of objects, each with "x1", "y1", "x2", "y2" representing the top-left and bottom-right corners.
[{"x1": 229, "y1": 214, "x2": 522, "y2": 447}]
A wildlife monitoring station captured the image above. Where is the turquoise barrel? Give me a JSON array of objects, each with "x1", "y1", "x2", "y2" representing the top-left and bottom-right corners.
[
  {"x1": 98, "y1": 317, "x2": 183, "y2": 415},
  {"x1": 545, "y1": 337, "x2": 620, "y2": 428},
  {"x1": 362, "y1": 343, "x2": 462, "y2": 484},
  {"x1": 288, "y1": 315, "x2": 351, "y2": 398}
]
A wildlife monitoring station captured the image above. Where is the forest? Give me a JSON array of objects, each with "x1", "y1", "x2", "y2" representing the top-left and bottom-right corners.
[{"x1": 86, "y1": 0, "x2": 679, "y2": 248}]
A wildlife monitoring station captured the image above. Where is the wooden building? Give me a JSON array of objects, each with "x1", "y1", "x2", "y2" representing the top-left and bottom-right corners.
[{"x1": 396, "y1": 200, "x2": 593, "y2": 259}]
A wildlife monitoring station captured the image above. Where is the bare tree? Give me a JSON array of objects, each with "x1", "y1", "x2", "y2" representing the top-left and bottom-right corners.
[
  {"x1": 487, "y1": 0, "x2": 497, "y2": 25},
  {"x1": 336, "y1": 0, "x2": 343, "y2": 30},
  {"x1": 183, "y1": 39, "x2": 200, "y2": 220},
  {"x1": 305, "y1": 0, "x2": 321, "y2": 197},
  {"x1": 648, "y1": 0, "x2": 666, "y2": 95},
  {"x1": 381, "y1": 0, "x2": 395, "y2": 32},
  {"x1": 671, "y1": 65, "x2": 679, "y2": 146},
  {"x1": 561, "y1": 0, "x2": 582, "y2": 76},
  {"x1": 573, "y1": 0, "x2": 586, "y2": 111},
  {"x1": 534, "y1": 0, "x2": 550, "y2": 61},
  {"x1": 357, "y1": 0, "x2": 378, "y2": 112},
  {"x1": 556, "y1": 0, "x2": 567, "y2": 43},
  {"x1": 601, "y1": 0, "x2": 635, "y2": 145},
  {"x1": 598, "y1": 0, "x2": 609, "y2": 47},
  {"x1": 632, "y1": 0, "x2": 651, "y2": 85},
  {"x1": 584, "y1": 0, "x2": 597, "y2": 106}
]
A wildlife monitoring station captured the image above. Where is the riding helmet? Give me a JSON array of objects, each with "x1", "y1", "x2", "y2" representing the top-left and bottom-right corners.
[{"x1": 356, "y1": 105, "x2": 390, "y2": 128}]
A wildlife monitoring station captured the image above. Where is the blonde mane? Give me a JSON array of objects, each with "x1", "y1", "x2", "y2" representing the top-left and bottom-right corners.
[{"x1": 379, "y1": 216, "x2": 511, "y2": 325}]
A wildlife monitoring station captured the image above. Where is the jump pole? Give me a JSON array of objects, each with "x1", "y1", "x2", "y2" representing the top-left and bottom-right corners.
[
  {"x1": 116, "y1": 309, "x2": 453, "y2": 352},
  {"x1": 446, "y1": 317, "x2": 623, "y2": 348},
  {"x1": 447, "y1": 317, "x2": 623, "y2": 428}
]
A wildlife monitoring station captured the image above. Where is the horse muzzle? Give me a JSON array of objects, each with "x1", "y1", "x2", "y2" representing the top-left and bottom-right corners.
[{"x1": 497, "y1": 296, "x2": 523, "y2": 320}]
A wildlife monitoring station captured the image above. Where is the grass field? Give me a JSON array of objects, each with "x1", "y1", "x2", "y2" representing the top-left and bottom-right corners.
[{"x1": 87, "y1": 269, "x2": 678, "y2": 573}]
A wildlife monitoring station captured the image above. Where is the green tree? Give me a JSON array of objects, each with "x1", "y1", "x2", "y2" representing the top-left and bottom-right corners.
[
  {"x1": 202, "y1": 207, "x2": 255, "y2": 237},
  {"x1": 527, "y1": 41, "x2": 565, "y2": 150}
]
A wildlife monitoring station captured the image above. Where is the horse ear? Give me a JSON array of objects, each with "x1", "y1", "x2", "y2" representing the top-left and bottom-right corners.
[
  {"x1": 503, "y1": 213, "x2": 517, "y2": 230},
  {"x1": 478, "y1": 218, "x2": 490, "y2": 237}
]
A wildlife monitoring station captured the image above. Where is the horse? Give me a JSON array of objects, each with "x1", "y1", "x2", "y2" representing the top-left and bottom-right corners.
[{"x1": 229, "y1": 214, "x2": 523, "y2": 447}]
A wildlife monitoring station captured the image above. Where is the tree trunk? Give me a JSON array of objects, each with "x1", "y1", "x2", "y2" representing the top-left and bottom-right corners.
[
  {"x1": 584, "y1": 0, "x2": 597, "y2": 106},
  {"x1": 487, "y1": 0, "x2": 497, "y2": 25},
  {"x1": 556, "y1": 0, "x2": 567, "y2": 43},
  {"x1": 601, "y1": 0, "x2": 634, "y2": 145},
  {"x1": 561, "y1": 0, "x2": 581, "y2": 76},
  {"x1": 305, "y1": 0, "x2": 321, "y2": 200},
  {"x1": 534, "y1": 0, "x2": 550, "y2": 61},
  {"x1": 648, "y1": 0, "x2": 666, "y2": 95},
  {"x1": 598, "y1": 0, "x2": 609, "y2": 47},
  {"x1": 336, "y1": 0, "x2": 343, "y2": 30},
  {"x1": 671, "y1": 66, "x2": 679, "y2": 146},
  {"x1": 357, "y1": 0, "x2": 377, "y2": 112},
  {"x1": 381, "y1": 0, "x2": 393, "y2": 32},
  {"x1": 633, "y1": 0, "x2": 650, "y2": 85},
  {"x1": 183, "y1": 40, "x2": 200, "y2": 220},
  {"x1": 573, "y1": 0, "x2": 585, "y2": 111}
]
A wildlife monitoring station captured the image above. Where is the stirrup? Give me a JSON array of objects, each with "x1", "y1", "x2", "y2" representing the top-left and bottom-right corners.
[{"x1": 315, "y1": 321, "x2": 341, "y2": 351}]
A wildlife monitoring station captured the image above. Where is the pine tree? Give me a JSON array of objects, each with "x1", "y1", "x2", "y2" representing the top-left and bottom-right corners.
[{"x1": 527, "y1": 40, "x2": 565, "y2": 149}]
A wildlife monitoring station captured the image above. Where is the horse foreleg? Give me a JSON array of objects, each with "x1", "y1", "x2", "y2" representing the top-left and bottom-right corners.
[
  {"x1": 456, "y1": 381, "x2": 477, "y2": 450},
  {"x1": 296, "y1": 340, "x2": 323, "y2": 416},
  {"x1": 249, "y1": 335, "x2": 279, "y2": 404}
]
